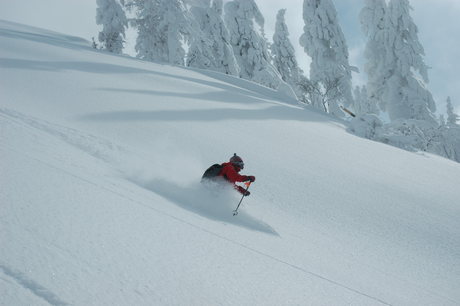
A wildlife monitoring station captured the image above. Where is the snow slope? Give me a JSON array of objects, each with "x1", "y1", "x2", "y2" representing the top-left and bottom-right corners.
[{"x1": 1, "y1": 20, "x2": 459, "y2": 305}]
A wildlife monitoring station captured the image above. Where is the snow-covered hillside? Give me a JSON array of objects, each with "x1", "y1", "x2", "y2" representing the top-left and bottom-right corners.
[{"x1": 1, "y1": 20, "x2": 459, "y2": 305}]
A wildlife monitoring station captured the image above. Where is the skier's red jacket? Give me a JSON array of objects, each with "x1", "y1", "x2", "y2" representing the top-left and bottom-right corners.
[{"x1": 219, "y1": 162, "x2": 250, "y2": 194}]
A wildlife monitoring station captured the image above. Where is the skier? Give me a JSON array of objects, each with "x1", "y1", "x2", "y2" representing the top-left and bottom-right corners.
[{"x1": 202, "y1": 154, "x2": 255, "y2": 196}]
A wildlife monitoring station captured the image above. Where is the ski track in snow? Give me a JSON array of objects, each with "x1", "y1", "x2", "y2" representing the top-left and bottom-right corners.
[
  {"x1": 0, "y1": 107, "x2": 126, "y2": 165},
  {"x1": 0, "y1": 264, "x2": 69, "y2": 306}
]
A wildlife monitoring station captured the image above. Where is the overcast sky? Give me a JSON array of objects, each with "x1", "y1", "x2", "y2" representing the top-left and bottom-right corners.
[{"x1": 1, "y1": 0, "x2": 459, "y2": 114}]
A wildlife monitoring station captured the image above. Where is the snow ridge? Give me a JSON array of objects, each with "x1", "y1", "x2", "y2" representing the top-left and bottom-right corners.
[{"x1": 0, "y1": 264, "x2": 69, "y2": 306}]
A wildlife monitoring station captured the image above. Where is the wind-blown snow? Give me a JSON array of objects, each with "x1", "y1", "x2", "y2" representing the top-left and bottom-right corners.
[{"x1": 1, "y1": 20, "x2": 459, "y2": 305}]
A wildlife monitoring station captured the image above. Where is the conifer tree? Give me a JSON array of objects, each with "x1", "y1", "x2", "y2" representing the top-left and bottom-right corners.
[
  {"x1": 446, "y1": 97, "x2": 459, "y2": 126},
  {"x1": 96, "y1": 0, "x2": 128, "y2": 54},
  {"x1": 353, "y1": 85, "x2": 379, "y2": 116},
  {"x1": 382, "y1": 0, "x2": 436, "y2": 122},
  {"x1": 224, "y1": 0, "x2": 281, "y2": 89},
  {"x1": 299, "y1": 0, "x2": 355, "y2": 117},
  {"x1": 360, "y1": 0, "x2": 387, "y2": 113},
  {"x1": 272, "y1": 9, "x2": 302, "y2": 86},
  {"x1": 271, "y1": 9, "x2": 308, "y2": 103},
  {"x1": 186, "y1": 0, "x2": 239, "y2": 75},
  {"x1": 439, "y1": 114, "x2": 446, "y2": 127},
  {"x1": 130, "y1": 0, "x2": 191, "y2": 65}
]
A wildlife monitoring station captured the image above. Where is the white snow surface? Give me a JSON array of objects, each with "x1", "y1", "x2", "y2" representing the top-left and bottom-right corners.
[{"x1": 1, "y1": 20, "x2": 459, "y2": 306}]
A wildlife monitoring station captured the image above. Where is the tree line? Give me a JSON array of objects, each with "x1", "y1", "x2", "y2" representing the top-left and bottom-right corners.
[{"x1": 95, "y1": 0, "x2": 460, "y2": 162}]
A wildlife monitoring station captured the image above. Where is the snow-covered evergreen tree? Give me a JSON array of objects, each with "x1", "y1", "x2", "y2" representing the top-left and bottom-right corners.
[
  {"x1": 446, "y1": 97, "x2": 459, "y2": 126},
  {"x1": 186, "y1": 0, "x2": 215, "y2": 70},
  {"x1": 439, "y1": 114, "x2": 446, "y2": 127},
  {"x1": 438, "y1": 127, "x2": 460, "y2": 162},
  {"x1": 271, "y1": 9, "x2": 309, "y2": 103},
  {"x1": 360, "y1": 0, "x2": 387, "y2": 114},
  {"x1": 96, "y1": 0, "x2": 128, "y2": 54},
  {"x1": 299, "y1": 0, "x2": 355, "y2": 117},
  {"x1": 381, "y1": 0, "x2": 436, "y2": 122},
  {"x1": 353, "y1": 85, "x2": 379, "y2": 116},
  {"x1": 224, "y1": 0, "x2": 281, "y2": 89},
  {"x1": 427, "y1": 112, "x2": 460, "y2": 163},
  {"x1": 353, "y1": 86, "x2": 365, "y2": 115},
  {"x1": 429, "y1": 98, "x2": 460, "y2": 162},
  {"x1": 353, "y1": 0, "x2": 460, "y2": 163},
  {"x1": 129, "y1": 0, "x2": 191, "y2": 65},
  {"x1": 272, "y1": 9, "x2": 302, "y2": 86},
  {"x1": 186, "y1": 0, "x2": 239, "y2": 75}
]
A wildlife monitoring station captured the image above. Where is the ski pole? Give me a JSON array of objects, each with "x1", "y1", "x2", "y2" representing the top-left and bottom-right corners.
[{"x1": 233, "y1": 181, "x2": 251, "y2": 216}]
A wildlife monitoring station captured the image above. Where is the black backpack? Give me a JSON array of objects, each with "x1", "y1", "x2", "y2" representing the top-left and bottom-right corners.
[{"x1": 201, "y1": 163, "x2": 223, "y2": 181}]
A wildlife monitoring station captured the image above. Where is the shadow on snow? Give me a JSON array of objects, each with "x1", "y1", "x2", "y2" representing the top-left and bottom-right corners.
[
  {"x1": 0, "y1": 58, "x2": 276, "y2": 106},
  {"x1": 129, "y1": 177, "x2": 278, "y2": 236}
]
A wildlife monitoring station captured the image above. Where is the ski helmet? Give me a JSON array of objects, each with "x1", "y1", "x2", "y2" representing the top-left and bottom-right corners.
[{"x1": 230, "y1": 153, "x2": 244, "y2": 169}]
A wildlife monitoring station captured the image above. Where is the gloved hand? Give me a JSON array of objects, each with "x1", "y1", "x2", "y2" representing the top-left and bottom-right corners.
[
  {"x1": 246, "y1": 175, "x2": 256, "y2": 182},
  {"x1": 244, "y1": 190, "x2": 251, "y2": 196}
]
